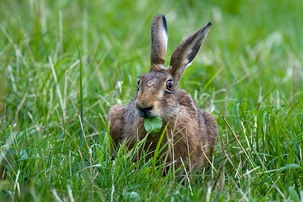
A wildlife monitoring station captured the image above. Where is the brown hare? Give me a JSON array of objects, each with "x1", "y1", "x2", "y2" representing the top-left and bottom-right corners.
[{"x1": 108, "y1": 14, "x2": 218, "y2": 173}]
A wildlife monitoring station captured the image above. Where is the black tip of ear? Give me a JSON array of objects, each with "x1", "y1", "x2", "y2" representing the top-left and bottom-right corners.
[
  {"x1": 199, "y1": 21, "x2": 212, "y2": 36},
  {"x1": 154, "y1": 14, "x2": 167, "y2": 34},
  {"x1": 202, "y1": 22, "x2": 212, "y2": 32},
  {"x1": 161, "y1": 15, "x2": 168, "y2": 34}
]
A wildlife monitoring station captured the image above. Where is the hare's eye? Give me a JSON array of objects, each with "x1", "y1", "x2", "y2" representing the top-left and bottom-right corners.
[
  {"x1": 166, "y1": 79, "x2": 173, "y2": 91},
  {"x1": 137, "y1": 79, "x2": 141, "y2": 86}
]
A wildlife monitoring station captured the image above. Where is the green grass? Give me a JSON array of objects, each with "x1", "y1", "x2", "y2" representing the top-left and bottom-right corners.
[{"x1": 1, "y1": 0, "x2": 303, "y2": 201}]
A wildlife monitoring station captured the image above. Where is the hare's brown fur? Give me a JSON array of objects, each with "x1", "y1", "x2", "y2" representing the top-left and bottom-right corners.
[{"x1": 108, "y1": 15, "x2": 218, "y2": 172}]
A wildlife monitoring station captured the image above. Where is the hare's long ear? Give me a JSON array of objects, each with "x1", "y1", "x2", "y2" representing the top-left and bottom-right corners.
[
  {"x1": 169, "y1": 22, "x2": 212, "y2": 84},
  {"x1": 150, "y1": 14, "x2": 168, "y2": 66}
]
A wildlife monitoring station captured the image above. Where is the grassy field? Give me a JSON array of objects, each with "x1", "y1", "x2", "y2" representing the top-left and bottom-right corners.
[{"x1": 1, "y1": 0, "x2": 303, "y2": 201}]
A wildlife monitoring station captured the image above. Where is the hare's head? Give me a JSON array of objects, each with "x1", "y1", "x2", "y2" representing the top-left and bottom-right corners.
[{"x1": 135, "y1": 14, "x2": 211, "y2": 120}]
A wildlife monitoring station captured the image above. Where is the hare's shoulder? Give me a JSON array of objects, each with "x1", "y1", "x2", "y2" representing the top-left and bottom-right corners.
[
  {"x1": 110, "y1": 99, "x2": 137, "y2": 121},
  {"x1": 108, "y1": 99, "x2": 137, "y2": 143},
  {"x1": 108, "y1": 104, "x2": 124, "y2": 145}
]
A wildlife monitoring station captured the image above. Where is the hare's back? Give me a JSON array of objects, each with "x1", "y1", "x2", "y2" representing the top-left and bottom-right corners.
[
  {"x1": 199, "y1": 110, "x2": 218, "y2": 149},
  {"x1": 176, "y1": 89, "x2": 218, "y2": 146},
  {"x1": 176, "y1": 89, "x2": 198, "y2": 112}
]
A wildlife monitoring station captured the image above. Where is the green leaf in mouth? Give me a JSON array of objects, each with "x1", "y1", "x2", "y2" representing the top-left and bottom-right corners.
[{"x1": 143, "y1": 116, "x2": 163, "y2": 136}]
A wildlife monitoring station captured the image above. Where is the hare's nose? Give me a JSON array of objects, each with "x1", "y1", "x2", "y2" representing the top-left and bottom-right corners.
[{"x1": 136, "y1": 102, "x2": 154, "y2": 118}]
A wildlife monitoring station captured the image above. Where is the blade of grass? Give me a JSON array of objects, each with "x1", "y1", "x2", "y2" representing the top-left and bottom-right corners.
[
  {"x1": 222, "y1": 115, "x2": 255, "y2": 167},
  {"x1": 75, "y1": 39, "x2": 84, "y2": 146}
]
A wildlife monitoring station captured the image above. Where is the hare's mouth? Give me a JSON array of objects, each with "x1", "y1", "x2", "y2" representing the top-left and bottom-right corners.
[{"x1": 136, "y1": 106, "x2": 157, "y2": 118}]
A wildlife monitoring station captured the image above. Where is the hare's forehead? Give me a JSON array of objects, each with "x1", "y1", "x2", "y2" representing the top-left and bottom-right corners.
[{"x1": 140, "y1": 72, "x2": 171, "y2": 86}]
